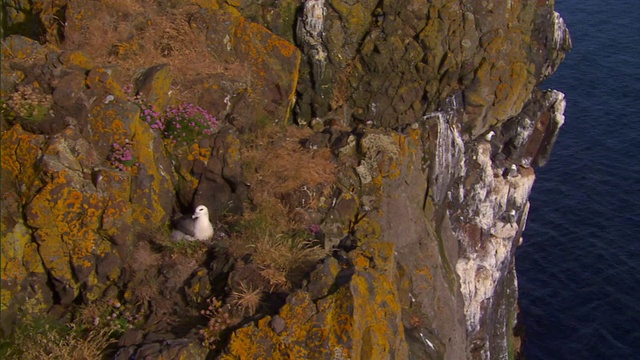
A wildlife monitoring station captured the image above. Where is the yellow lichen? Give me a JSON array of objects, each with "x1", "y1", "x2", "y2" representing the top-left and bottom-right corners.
[
  {"x1": 0, "y1": 125, "x2": 46, "y2": 202},
  {"x1": 1, "y1": 288, "x2": 12, "y2": 312},
  {"x1": 62, "y1": 50, "x2": 94, "y2": 70},
  {"x1": 129, "y1": 116, "x2": 171, "y2": 227},
  {"x1": 1, "y1": 220, "x2": 32, "y2": 284},
  {"x1": 188, "y1": 143, "x2": 212, "y2": 163}
]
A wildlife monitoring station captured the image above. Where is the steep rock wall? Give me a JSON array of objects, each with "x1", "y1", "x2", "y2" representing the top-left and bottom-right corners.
[
  {"x1": 222, "y1": 1, "x2": 570, "y2": 359},
  {"x1": 0, "y1": 1, "x2": 570, "y2": 359}
]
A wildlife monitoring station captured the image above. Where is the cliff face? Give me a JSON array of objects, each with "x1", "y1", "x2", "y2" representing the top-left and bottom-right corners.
[{"x1": 1, "y1": 1, "x2": 570, "y2": 359}]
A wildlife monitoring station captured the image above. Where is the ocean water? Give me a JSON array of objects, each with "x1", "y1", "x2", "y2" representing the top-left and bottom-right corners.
[{"x1": 515, "y1": 0, "x2": 640, "y2": 359}]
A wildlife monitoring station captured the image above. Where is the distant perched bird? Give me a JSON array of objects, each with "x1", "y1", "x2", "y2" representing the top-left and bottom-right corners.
[
  {"x1": 484, "y1": 130, "x2": 495, "y2": 141},
  {"x1": 170, "y1": 205, "x2": 214, "y2": 241}
]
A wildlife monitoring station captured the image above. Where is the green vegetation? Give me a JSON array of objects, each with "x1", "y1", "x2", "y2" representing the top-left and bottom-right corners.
[
  {"x1": 1, "y1": 84, "x2": 52, "y2": 123},
  {"x1": 0, "y1": 296, "x2": 130, "y2": 359}
]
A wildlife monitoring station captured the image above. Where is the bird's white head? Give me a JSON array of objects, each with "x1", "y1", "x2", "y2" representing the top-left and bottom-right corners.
[{"x1": 192, "y1": 205, "x2": 209, "y2": 219}]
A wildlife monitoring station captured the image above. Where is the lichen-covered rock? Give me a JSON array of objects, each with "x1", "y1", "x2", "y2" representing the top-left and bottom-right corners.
[
  {"x1": 292, "y1": 0, "x2": 571, "y2": 138},
  {"x1": 192, "y1": 125, "x2": 248, "y2": 219},
  {"x1": 1, "y1": 0, "x2": 68, "y2": 43},
  {"x1": 0, "y1": 36, "x2": 51, "y2": 97},
  {"x1": 84, "y1": 89, "x2": 174, "y2": 228},
  {"x1": 135, "y1": 64, "x2": 173, "y2": 111},
  {"x1": 221, "y1": 0, "x2": 300, "y2": 43},
  {"x1": 187, "y1": 7, "x2": 301, "y2": 129},
  {"x1": 1, "y1": 125, "x2": 47, "y2": 314},
  {"x1": 223, "y1": 242, "x2": 407, "y2": 359},
  {"x1": 21, "y1": 126, "x2": 119, "y2": 304},
  {"x1": 0, "y1": 40, "x2": 177, "y2": 320},
  {"x1": 0, "y1": 1, "x2": 571, "y2": 357},
  {"x1": 224, "y1": 90, "x2": 565, "y2": 358},
  {"x1": 115, "y1": 336, "x2": 209, "y2": 360}
]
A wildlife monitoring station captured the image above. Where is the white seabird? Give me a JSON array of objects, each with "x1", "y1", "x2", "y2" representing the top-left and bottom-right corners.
[
  {"x1": 170, "y1": 205, "x2": 214, "y2": 241},
  {"x1": 484, "y1": 130, "x2": 495, "y2": 141}
]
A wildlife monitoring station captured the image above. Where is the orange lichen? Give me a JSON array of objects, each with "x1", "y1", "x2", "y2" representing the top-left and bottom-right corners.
[
  {"x1": 187, "y1": 143, "x2": 212, "y2": 163},
  {"x1": 0, "y1": 125, "x2": 46, "y2": 202},
  {"x1": 61, "y1": 50, "x2": 94, "y2": 70},
  {"x1": 191, "y1": 0, "x2": 221, "y2": 10},
  {"x1": 86, "y1": 67, "x2": 126, "y2": 99},
  {"x1": 416, "y1": 267, "x2": 434, "y2": 283},
  {"x1": 1, "y1": 221, "x2": 31, "y2": 284},
  {"x1": 129, "y1": 119, "x2": 171, "y2": 226},
  {"x1": 224, "y1": 243, "x2": 406, "y2": 358}
]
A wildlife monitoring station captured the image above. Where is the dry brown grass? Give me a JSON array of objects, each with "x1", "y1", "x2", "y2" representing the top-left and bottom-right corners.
[
  {"x1": 63, "y1": 0, "x2": 248, "y2": 102},
  {"x1": 223, "y1": 124, "x2": 336, "y2": 289},
  {"x1": 5, "y1": 326, "x2": 115, "y2": 360},
  {"x1": 129, "y1": 237, "x2": 162, "y2": 274},
  {"x1": 241, "y1": 125, "x2": 337, "y2": 210},
  {"x1": 259, "y1": 267, "x2": 290, "y2": 292},
  {"x1": 229, "y1": 281, "x2": 262, "y2": 316},
  {"x1": 252, "y1": 233, "x2": 326, "y2": 278},
  {"x1": 3, "y1": 307, "x2": 116, "y2": 360},
  {"x1": 224, "y1": 198, "x2": 328, "y2": 290}
]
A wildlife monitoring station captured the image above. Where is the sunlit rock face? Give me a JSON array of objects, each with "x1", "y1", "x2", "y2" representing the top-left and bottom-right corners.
[
  {"x1": 289, "y1": 0, "x2": 571, "y2": 135},
  {"x1": 278, "y1": 0, "x2": 569, "y2": 358},
  {"x1": 1, "y1": 0, "x2": 570, "y2": 358}
]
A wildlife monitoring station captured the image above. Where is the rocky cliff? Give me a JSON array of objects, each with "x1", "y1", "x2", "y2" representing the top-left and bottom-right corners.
[{"x1": 1, "y1": 1, "x2": 570, "y2": 359}]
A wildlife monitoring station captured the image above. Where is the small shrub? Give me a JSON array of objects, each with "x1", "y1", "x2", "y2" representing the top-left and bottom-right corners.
[
  {"x1": 3, "y1": 323, "x2": 114, "y2": 360},
  {"x1": 228, "y1": 201, "x2": 327, "y2": 289},
  {"x1": 1, "y1": 84, "x2": 53, "y2": 122},
  {"x1": 253, "y1": 231, "x2": 327, "y2": 284},
  {"x1": 74, "y1": 299, "x2": 144, "y2": 338},
  {"x1": 124, "y1": 85, "x2": 218, "y2": 146},
  {"x1": 200, "y1": 297, "x2": 234, "y2": 350},
  {"x1": 124, "y1": 84, "x2": 163, "y2": 130},
  {"x1": 108, "y1": 139, "x2": 138, "y2": 171},
  {"x1": 161, "y1": 103, "x2": 218, "y2": 145},
  {"x1": 139, "y1": 103, "x2": 163, "y2": 130},
  {"x1": 1, "y1": 298, "x2": 123, "y2": 360}
]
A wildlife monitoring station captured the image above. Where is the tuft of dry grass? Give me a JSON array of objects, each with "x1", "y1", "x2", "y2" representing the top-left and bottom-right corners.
[
  {"x1": 6, "y1": 326, "x2": 115, "y2": 360},
  {"x1": 129, "y1": 237, "x2": 162, "y2": 274},
  {"x1": 122, "y1": 227, "x2": 202, "y2": 321},
  {"x1": 229, "y1": 281, "x2": 262, "y2": 316},
  {"x1": 2, "y1": 313, "x2": 116, "y2": 360},
  {"x1": 252, "y1": 233, "x2": 326, "y2": 279},
  {"x1": 224, "y1": 199, "x2": 327, "y2": 289}
]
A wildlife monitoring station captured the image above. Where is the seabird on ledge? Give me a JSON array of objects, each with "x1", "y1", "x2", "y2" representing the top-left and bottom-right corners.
[
  {"x1": 170, "y1": 205, "x2": 214, "y2": 241},
  {"x1": 484, "y1": 130, "x2": 495, "y2": 141}
]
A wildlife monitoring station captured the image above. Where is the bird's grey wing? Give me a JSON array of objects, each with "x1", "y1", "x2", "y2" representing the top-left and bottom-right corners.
[{"x1": 172, "y1": 215, "x2": 196, "y2": 237}]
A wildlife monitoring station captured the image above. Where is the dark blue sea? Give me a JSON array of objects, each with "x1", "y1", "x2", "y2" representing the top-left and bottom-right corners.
[{"x1": 516, "y1": 0, "x2": 640, "y2": 359}]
